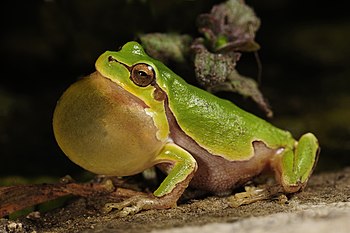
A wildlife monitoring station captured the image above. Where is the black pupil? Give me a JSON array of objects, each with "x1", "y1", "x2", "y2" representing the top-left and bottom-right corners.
[{"x1": 138, "y1": 70, "x2": 148, "y2": 77}]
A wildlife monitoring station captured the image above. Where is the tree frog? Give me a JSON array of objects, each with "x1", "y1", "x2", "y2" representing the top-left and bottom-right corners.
[{"x1": 53, "y1": 41, "x2": 319, "y2": 216}]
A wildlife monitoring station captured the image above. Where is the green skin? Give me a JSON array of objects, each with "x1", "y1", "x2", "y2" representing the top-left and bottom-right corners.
[{"x1": 53, "y1": 42, "x2": 319, "y2": 215}]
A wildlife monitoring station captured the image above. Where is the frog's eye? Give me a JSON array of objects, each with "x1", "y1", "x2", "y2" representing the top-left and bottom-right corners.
[{"x1": 130, "y1": 63, "x2": 155, "y2": 87}]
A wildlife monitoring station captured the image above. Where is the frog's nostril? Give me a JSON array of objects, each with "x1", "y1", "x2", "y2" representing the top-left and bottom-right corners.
[{"x1": 108, "y1": 56, "x2": 116, "y2": 62}]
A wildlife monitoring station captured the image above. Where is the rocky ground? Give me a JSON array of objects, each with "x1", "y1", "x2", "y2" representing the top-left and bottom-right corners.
[{"x1": 1, "y1": 167, "x2": 349, "y2": 233}]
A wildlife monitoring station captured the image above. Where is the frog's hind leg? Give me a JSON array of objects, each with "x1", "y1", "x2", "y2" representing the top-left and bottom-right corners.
[
  {"x1": 272, "y1": 133, "x2": 319, "y2": 193},
  {"x1": 228, "y1": 133, "x2": 319, "y2": 207}
]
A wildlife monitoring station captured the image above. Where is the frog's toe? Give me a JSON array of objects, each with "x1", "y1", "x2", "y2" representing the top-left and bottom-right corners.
[
  {"x1": 228, "y1": 184, "x2": 284, "y2": 207},
  {"x1": 120, "y1": 206, "x2": 142, "y2": 217},
  {"x1": 103, "y1": 197, "x2": 139, "y2": 215},
  {"x1": 103, "y1": 195, "x2": 167, "y2": 217},
  {"x1": 103, "y1": 201, "x2": 127, "y2": 213}
]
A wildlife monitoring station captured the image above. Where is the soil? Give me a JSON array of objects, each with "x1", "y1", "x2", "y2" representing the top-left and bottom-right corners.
[{"x1": 1, "y1": 167, "x2": 350, "y2": 233}]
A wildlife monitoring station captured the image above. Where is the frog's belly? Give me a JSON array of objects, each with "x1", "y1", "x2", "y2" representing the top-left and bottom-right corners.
[
  {"x1": 165, "y1": 103, "x2": 278, "y2": 194},
  {"x1": 176, "y1": 134, "x2": 277, "y2": 194},
  {"x1": 189, "y1": 141, "x2": 277, "y2": 194}
]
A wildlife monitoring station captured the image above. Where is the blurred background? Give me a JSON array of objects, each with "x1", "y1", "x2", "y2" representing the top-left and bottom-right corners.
[{"x1": 1, "y1": 0, "x2": 349, "y2": 181}]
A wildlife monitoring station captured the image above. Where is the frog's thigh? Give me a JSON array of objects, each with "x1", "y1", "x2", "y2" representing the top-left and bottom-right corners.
[{"x1": 272, "y1": 133, "x2": 319, "y2": 193}]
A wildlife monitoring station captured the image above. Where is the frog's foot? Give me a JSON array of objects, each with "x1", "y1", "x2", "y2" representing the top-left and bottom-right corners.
[
  {"x1": 228, "y1": 184, "x2": 285, "y2": 207},
  {"x1": 272, "y1": 133, "x2": 319, "y2": 193},
  {"x1": 103, "y1": 195, "x2": 176, "y2": 217}
]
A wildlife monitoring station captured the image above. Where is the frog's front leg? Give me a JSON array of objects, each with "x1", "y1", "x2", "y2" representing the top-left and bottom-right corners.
[{"x1": 103, "y1": 143, "x2": 197, "y2": 216}]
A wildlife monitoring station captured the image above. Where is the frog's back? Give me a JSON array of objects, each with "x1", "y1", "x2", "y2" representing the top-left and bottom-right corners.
[{"x1": 161, "y1": 71, "x2": 294, "y2": 161}]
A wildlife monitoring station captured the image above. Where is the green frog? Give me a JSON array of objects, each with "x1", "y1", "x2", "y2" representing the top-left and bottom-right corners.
[{"x1": 53, "y1": 41, "x2": 319, "y2": 216}]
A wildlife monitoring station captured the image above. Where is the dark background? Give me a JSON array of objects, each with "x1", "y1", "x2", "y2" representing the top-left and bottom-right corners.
[{"x1": 1, "y1": 0, "x2": 349, "y2": 180}]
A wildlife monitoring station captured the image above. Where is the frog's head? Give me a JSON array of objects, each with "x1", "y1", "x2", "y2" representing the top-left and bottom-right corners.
[
  {"x1": 96, "y1": 41, "x2": 168, "y2": 107},
  {"x1": 96, "y1": 41, "x2": 171, "y2": 141},
  {"x1": 53, "y1": 42, "x2": 170, "y2": 176}
]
